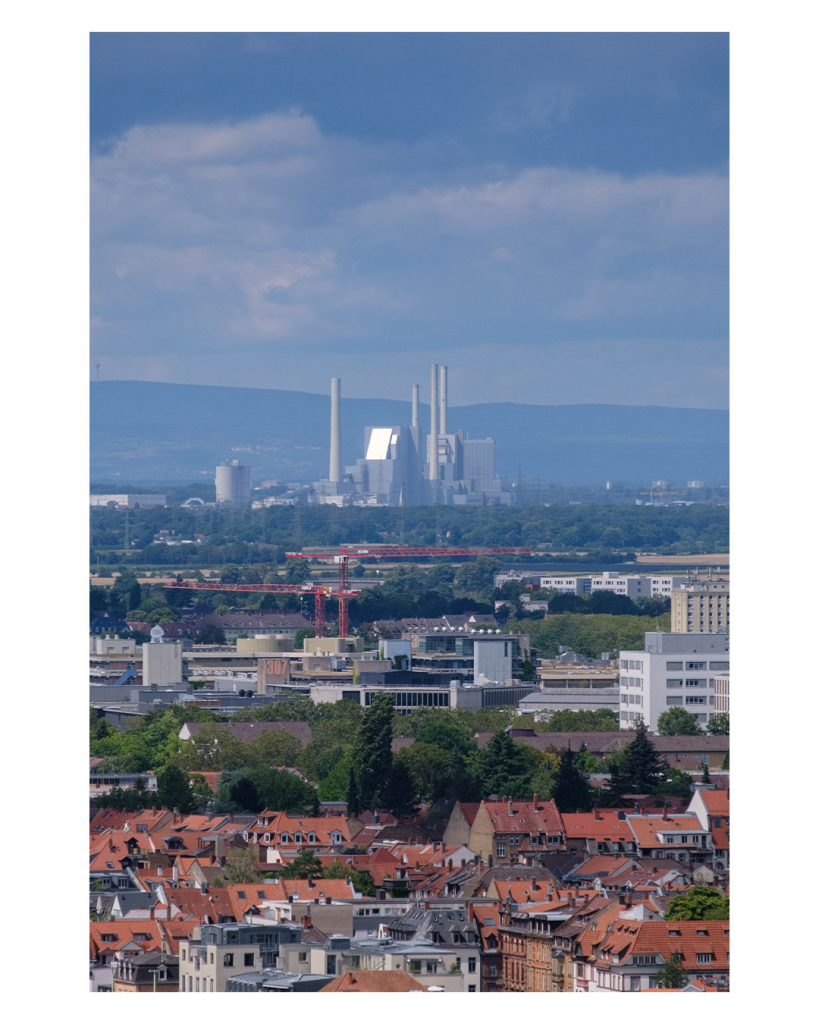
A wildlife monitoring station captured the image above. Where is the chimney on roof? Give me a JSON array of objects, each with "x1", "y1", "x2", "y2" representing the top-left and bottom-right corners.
[
  {"x1": 663, "y1": 805, "x2": 669, "y2": 821},
  {"x1": 533, "y1": 793, "x2": 538, "y2": 809},
  {"x1": 108, "y1": 838, "x2": 114, "y2": 852},
  {"x1": 448, "y1": 859, "x2": 453, "y2": 870},
  {"x1": 228, "y1": 812, "x2": 234, "y2": 823},
  {"x1": 488, "y1": 855, "x2": 494, "y2": 868},
  {"x1": 594, "y1": 807, "x2": 601, "y2": 821},
  {"x1": 150, "y1": 906, "x2": 155, "y2": 920},
  {"x1": 508, "y1": 797, "x2": 513, "y2": 815}
]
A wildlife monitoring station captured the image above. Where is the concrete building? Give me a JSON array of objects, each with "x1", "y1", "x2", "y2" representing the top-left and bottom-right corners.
[
  {"x1": 215, "y1": 459, "x2": 251, "y2": 508},
  {"x1": 142, "y1": 637, "x2": 186, "y2": 687},
  {"x1": 308, "y1": 677, "x2": 536, "y2": 713},
  {"x1": 517, "y1": 686, "x2": 620, "y2": 721},
  {"x1": 504, "y1": 573, "x2": 689, "y2": 598},
  {"x1": 618, "y1": 632, "x2": 730, "y2": 731},
  {"x1": 179, "y1": 922, "x2": 302, "y2": 993},
  {"x1": 90, "y1": 493, "x2": 166, "y2": 507},
  {"x1": 671, "y1": 582, "x2": 730, "y2": 632},
  {"x1": 714, "y1": 673, "x2": 729, "y2": 713}
]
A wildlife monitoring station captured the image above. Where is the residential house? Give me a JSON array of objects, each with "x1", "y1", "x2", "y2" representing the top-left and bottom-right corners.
[
  {"x1": 686, "y1": 787, "x2": 730, "y2": 871},
  {"x1": 466, "y1": 797, "x2": 565, "y2": 864},
  {"x1": 111, "y1": 951, "x2": 179, "y2": 992},
  {"x1": 574, "y1": 918, "x2": 730, "y2": 992},
  {"x1": 179, "y1": 922, "x2": 302, "y2": 993}
]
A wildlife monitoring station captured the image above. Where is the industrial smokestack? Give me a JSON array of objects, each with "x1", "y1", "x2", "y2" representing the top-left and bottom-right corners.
[
  {"x1": 439, "y1": 365, "x2": 447, "y2": 436},
  {"x1": 429, "y1": 364, "x2": 439, "y2": 481},
  {"x1": 412, "y1": 384, "x2": 419, "y2": 428},
  {"x1": 329, "y1": 377, "x2": 342, "y2": 483}
]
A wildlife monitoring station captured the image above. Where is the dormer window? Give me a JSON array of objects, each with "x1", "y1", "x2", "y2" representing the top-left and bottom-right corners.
[{"x1": 281, "y1": 834, "x2": 289, "y2": 844}]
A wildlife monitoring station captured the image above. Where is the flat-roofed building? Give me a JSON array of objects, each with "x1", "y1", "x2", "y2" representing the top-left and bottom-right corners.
[
  {"x1": 618, "y1": 632, "x2": 729, "y2": 731},
  {"x1": 671, "y1": 582, "x2": 730, "y2": 632}
]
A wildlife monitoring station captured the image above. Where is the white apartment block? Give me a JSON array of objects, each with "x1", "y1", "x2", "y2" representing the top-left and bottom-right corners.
[
  {"x1": 494, "y1": 572, "x2": 688, "y2": 599},
  {"x1": 590, "y1": 573, "x2": 688, "y2": 599},
  {"x1": 618, "y1": 632, "x2": 730, "y2": 732},
  {"x1": 714, "y1": 673, "x2": 729, "y2": 713},
  {"x1": 670, "y1": 582, "x2": 730, "y2": 632}
]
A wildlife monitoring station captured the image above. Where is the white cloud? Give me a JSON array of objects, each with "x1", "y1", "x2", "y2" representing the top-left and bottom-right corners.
[{"x1": 90, "y1": 111, "x2": 728, "y2": 406}]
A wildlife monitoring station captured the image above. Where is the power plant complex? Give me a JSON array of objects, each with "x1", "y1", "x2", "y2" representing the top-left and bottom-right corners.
[
  {"x1": 213, "y1": 365, "x2": 513, "y2": 508},
  {"x1": 313, "y1": 365, "x2": 513, "y2": 507}
]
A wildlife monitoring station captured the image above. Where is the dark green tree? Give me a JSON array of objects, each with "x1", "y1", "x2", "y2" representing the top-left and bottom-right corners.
[
  {"x1": 655, "y1": 951, "x2": 689, "y2": 989},
  {"x1": 706, "y1": 713, "x2": 729, "y2": 735},
  {"x1": 701, "y1": 760, "x2": 711, "y2": 784},
  {"x1": 381, "y1": 757, "x2": 418, "y2": 816},
  {"x1": 279, "y1": 848, "x2": 323, "y2": 878},
  {"x1": 657, "y1": 707, "x2": 702, "y2": 736},
  {"x1": 472, "y1": 731, "x2": 533, "y2": 799},
  {"x1": 551, "y1": 743, "x2": 593, "y2": 813},
  {"x1": 198, "y1": 624, "x2": 227, "y2": 645},
  {"x1": 666, "y1": 886, "x2": 729, "y2": 921},
  {"x1": 294, "y1": 627, "x2": 315, "y2": 649},
  {"x1": 228, "y1": 776, "x2": 263, "y2": 814},
  {"x1": 620, "y1": 719, "x2": 664, "y2": 794},
  {"x1": 156, "y1": 764, "x2": 198, "y2": 814},
  {"x1": 350, "y1": 691, "x2": 395, "y2": 812}
]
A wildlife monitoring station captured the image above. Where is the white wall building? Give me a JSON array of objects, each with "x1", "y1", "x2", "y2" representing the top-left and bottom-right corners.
[
  {"x1": 618, "y1": 632, "x2": 730, "y2": 731},
  {"x1": 142, "y1": 639, "x2": 186, "y2": 687},
  {"x1": 90, "y1": 493, "x2": 167, "y2": 507}
]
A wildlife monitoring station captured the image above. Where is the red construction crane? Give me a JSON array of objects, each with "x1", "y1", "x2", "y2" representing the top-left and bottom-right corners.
[
  {"x1": 163, "y1": 580, "x2": 359, "y2": 639},
  {"x1": 285, "y1": 546, "x2": 534, "y2": 637}
]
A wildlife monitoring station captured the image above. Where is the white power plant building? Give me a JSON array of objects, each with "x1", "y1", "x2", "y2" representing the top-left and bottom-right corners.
[
  {"x1": 316, "y1": 366, "x2": 512, "y2": 506},
  {"x1": 215, "y1": 459, "x2": 251, "y2": 508}
]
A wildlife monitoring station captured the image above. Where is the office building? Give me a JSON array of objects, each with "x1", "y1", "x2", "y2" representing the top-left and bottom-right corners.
[{"x1": 618, "y1": 632, "x2": 730, "y2": 731}]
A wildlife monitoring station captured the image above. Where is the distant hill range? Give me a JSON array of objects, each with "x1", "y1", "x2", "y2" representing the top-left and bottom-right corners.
[{"x1": 90, "y1": 380, "x2": 728, "y2": 487}]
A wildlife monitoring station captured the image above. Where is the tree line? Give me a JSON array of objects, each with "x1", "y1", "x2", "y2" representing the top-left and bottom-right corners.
[
  {"x1": 91, "y1": 501, "x2": 729, "y2": 562},
  {"x1": 92, "y1": 696, "x2": 709, "y2": 818}
]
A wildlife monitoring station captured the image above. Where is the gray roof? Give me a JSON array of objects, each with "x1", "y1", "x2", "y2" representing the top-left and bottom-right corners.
[
  {"x1": 183, "y1": 719, "x2": 312, "y2": 747},
  {"x1": 389, "y1": 905, "x2": 480, "y2": 945}
]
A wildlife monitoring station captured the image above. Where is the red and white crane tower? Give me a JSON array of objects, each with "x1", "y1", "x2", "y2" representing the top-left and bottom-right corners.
[
  {"x1": 166, "y1": 546, "x2": 532, "y2": 640},
  {"x1": 285, "y1": 546, "x2": 534, "y2": 638},
  {"x1": 163, "y1": 580, "x2": 359, "y2": 639}
]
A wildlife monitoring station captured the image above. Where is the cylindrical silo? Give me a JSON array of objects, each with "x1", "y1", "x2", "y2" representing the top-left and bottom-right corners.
[{"x1": 215, "y1": 460, "x2": 251, "y2": 508}]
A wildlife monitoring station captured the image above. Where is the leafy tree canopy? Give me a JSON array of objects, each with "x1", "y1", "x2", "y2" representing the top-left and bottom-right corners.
[
  {"x1": 666, "y1": 886, "x2": 729, "y2": 921},
  {"x1": 657, "y1": 707, "x2": 702, "y2": 736}
]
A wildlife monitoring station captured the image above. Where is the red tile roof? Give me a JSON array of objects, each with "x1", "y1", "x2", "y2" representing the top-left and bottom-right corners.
[
  {"x1": 482, "y1": 797, "x2": 564, "y2": 836},
  {"x1": 319, "y1": 970, "x2": 429, "y2": 992}
]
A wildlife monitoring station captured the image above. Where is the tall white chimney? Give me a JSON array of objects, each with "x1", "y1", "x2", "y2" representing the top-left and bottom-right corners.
[
  {"x1": 439, "y1": 365, "x2": 448, "y2": 436},
  {"x1": 429, "y1": 364, "x2": 439, "y2": 481},
  {"x1": 412, "y1": 384, "x2": 419, "y2": 428},
  {"x1": 329, "y1": 377, "x2": 342, "y2": 483}
]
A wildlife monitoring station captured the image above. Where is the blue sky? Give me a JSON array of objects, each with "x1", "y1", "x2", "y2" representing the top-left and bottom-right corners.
[{"x1": 90, "y1": 32, "x2": 728, "y2": 407}]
